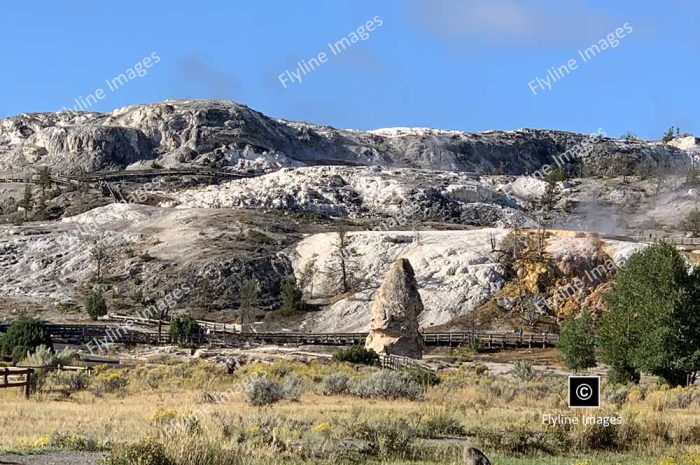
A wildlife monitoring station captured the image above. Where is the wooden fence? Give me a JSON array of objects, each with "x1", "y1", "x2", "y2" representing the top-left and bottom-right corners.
[
  {"x1": 0, "y1": 367, "x2": 33, "y2": 398},
  {"x1": 423, "y1": 331, "x2": 558, "y2": 349},
  {"x1": 380, "y1": 354, "x2": 435, "y2": 372},
  {"x1": 107, "y1": 313, "x2": 240, "y2": 334},
  {"x1": 0, "y1": 323, "x2": 559, "y2": 349}
]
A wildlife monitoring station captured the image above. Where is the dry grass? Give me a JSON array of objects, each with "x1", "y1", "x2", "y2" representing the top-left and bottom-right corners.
[{"x1": 2, "y1": 359, "x2": 700, "y2": 464}]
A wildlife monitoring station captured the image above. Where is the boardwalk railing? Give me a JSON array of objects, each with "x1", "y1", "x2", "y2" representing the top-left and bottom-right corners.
[
  {"x1": 107, "y1": 313, "x2": 241, "y2": 334},
  {"x1": 423, "y1": 331, "x2": 558, "y2": 349},
  {"x1": 380, "y1": 354, "x2": 435, "y2": 372},
  {"x1": 0, "y1": 367, "x2": 33, "y2": 398},
  {"x1": 633, "y1": 233, "x2": 700, "y2": 247},
  {"x1": 0, "y1": 323, "x2": 559, "y2": 349},
  {"x1": 21, "y1": 365, "x2": 93, "y2": 375}
]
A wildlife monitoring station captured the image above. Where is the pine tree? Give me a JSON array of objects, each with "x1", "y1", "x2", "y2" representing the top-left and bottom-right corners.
[
  {"x1": 37, "y1": 167, "x2": 52, "y2": 196},
  {"x1": 17, "y1": 184, "x2": 34, "y2": 220},
  {"x1": 238, "y1": 279, "x2": 258, "y2": 331},
  {"x1": 279, "y1": 277, "x2": 305, "y2": 316},
  {"x1": 85, "y1": 290, "x2": 108, "y2": 320}
]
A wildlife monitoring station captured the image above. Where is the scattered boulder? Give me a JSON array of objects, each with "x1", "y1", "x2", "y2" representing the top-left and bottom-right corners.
[
  {"x1": 463, "y1": 447, "x2": 491, "y2": 465},
  {"x1": 365, "y1": 258, "x2": 424, "y2": 358}
]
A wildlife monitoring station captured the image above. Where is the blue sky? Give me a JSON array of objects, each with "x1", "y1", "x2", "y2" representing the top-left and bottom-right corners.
[{"x1": 1, "y1": 0, "x2": 697, "y2": 139}]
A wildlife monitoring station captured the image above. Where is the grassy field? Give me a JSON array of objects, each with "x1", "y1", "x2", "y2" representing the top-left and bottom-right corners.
[{"x1": 1, "y1": 357, "x2": 700, "y2": 465}]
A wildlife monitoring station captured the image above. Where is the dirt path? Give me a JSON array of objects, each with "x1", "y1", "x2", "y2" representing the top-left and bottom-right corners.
[{"x1": 0, "y1": 452, "x2": 105, "y2": 465}]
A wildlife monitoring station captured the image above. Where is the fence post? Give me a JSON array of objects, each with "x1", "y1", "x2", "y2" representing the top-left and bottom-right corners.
[{"x1": 24, "y1": 369, "x2": 32, "y2": 398}]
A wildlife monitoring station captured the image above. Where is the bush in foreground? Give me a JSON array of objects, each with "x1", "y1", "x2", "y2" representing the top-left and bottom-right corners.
[
  {"x1": 103, "y1": 438, "x2": 173, "y2": 465},
  {"x1": 242, "y1": 374, "x2": 304, "y2": 406},
  {"x1": 322, "y1": 372, "x2": 351, "y2": 395},
  {"x1": 402, "y1": 366, "x2": 440, "y2": 386},
  {"x1": 351, "y1": 371, "x2": 424, "y2": 400}
]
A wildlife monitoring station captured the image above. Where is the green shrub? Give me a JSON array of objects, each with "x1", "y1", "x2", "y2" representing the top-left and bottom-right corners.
[
  {"x1": 351, "y1": 371, "x2": 424, "y2": 401},
  {"x1": 279, "y1": 277, "x2": 305, "y2": 316},
  {"x1": 467, "y1": 338, "x2": 484, "y2": 353},
  {"x1": 10, "y1": 345, "x2": 31, "y2": 365},
  {"x1": 0, "y1": 317, "x2": 53, "y2": 361},
  {"x1": 511, "y1": 361, "x2": 535, "y2": 381},
  {"x1": 247, "y1": 229, "x2": 275, "y2": 245},
  {"x1": 48, "y1": 431, "x2": 101, "y2": 451},
  {"x1": 91, "y1": 368, "x2": 129, "y2": 396},
  {"x1": 19, "y1": 345, "x2": 78, "y2": 367},
  {"x1": 322, "y1": 372, "x2": 351, "y2": 395},
  {"x1": 402, "y1": 367, "x2": 440, "y2": 386},
  {"x1": 243, "y1": 376, "x2": 285, "y2": 406},
  {"x1": 55, "y1": 371, "x2": 90, "y2": 398},
  {"x1": 170, "y1": 315, "x2": 201, "y2": 347},
  {"x1": 344, "y1": 417, "x2": 418, "y2": 458},
  {"x1": 104, "y1": 438, "x2": 173, "y2": 465},
  {"x1": 603, "y1": 385, "x2": 630, "y2": 407},
  {"x1": 474, "y1": 364, "x2": 489, "y2": 376},
  {"x1": 332, "y1": 346, "x2": 380, "y2": 366},
  {"x1": 467, "y1": 425, "x2": 568, "y2": 455},
  {"x1": 57, "y1": 302, "x2": 80, "y2": 314},
  {"x1": 417, "y1": 411, "x2": 465, "y2": 438},
  {"x1": 281, "y1": 373, "x2": 305, "y2": 401},
  {"x1": 85, "y1": 290, "x2": 108, "y2": 320}
]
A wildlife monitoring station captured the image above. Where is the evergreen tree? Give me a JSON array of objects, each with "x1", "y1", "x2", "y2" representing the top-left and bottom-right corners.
[
  {"x1": 170, "y1": 315, "x2": 201, "y2": 346},
  {"x1": 238, "y1": 279, "x2": 258, "y2": 331},
  {"x1": 0, "y1": 317, "x2": 53, "y2": 362},
  {"x1": 682, "y1": 208, "x2": 700, "y2": 237},
  {"x1": 279, "y1": 277, "x2": 305, "y2": 316},
  {"x1": 37, "y1": 167, "x2": 52, "y2": 195},
  {"x1": 85, "y1": 290, "x2": 108, "y2": 320},
  {"x1": 17, "y1": 184, "x2": 34, "y2": 220}
]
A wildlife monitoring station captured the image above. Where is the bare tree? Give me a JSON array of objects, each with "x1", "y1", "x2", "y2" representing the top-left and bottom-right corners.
[
  {"x1": 37, "y1": 167, "x2": 52, "y2": 196},
  {"x1": 90, "y1": 236, "x2": 112, "y2": 283},
  {"x1": 328, "y1": 224, "x2": 361, "y2": 294},
  {"x1": 17, "y1": 184, "x2": 34, "y2": 221},
  {"x1": 197, "y1": 276, "x2": 216, "y2": 311},
  {"x1": 298, "y1": 254, "x2": 318, "y2": 299},
  {"x1": 521, "y1": 297, "x2": 542, "y2": 328},
  {"x1": 143, "y1": 294, "x2": 170, "y2": 342}
]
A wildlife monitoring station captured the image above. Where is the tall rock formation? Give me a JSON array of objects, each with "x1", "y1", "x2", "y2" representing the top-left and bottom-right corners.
[{"x1": 366, "y1": 258, "x2": 424, "y2": 358}]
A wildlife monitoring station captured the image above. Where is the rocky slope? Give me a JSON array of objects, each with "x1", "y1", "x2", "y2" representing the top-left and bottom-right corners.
[
  {"x1": 0, "y1": 99, "x2": 697, "y2": 331},
  {"x1": 291, "y1": 229, "x2": 644, "y2": 332},
  {"x1": 0, "y1": 100, "x2": 690, "y2": 176},
  {"x1": 170, "y1": 165, "x2": 524, "y2": 227}
]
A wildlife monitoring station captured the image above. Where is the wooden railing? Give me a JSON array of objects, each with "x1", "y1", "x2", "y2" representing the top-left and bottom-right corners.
[
  {"x1": 422, "y1": 331, "x2": 558, "y2": 349},
  {"x1": 0, "y1": 367, "x2": 33, "y2": 398},
  {"x1": 107, "y1": 313, "x2": 241, "y2": 333},
  {"x1": 380, "y1": 354, "x2": 434, "y2": 372},
  {"x1": 0, "y1": 323, "x2": 559, "y2": 349}
]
